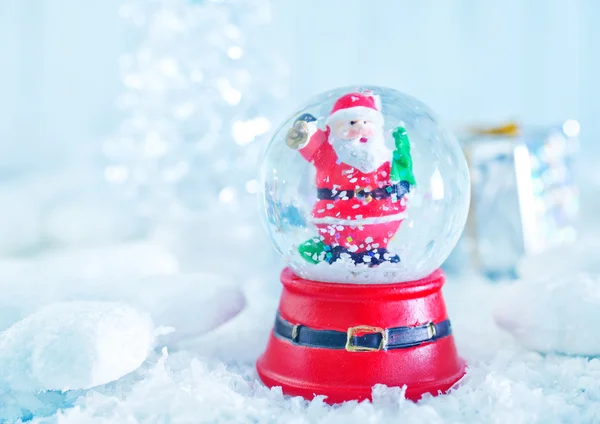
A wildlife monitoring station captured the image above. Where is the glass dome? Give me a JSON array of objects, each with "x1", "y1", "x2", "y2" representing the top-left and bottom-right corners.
[{"x1": 258, "y1": 85, "x2": 470, "y2": 283}]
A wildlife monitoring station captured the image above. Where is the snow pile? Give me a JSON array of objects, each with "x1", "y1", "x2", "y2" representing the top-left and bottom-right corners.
[
  {"x1": 0, "y1": 170, "x2": 142, "y2": 255},
  {"x1": 0, "y1": 179, "x2": 599, "y2": 422},
  {"x1": 0, "y1": 239, "x2": 249, "y2": 422},
  {"x1": 495, "y1": 272, "x2": 600, "y2": 356},
  {"x1": 495, "y1": 241, "x2": 600, "y2": 356},
  {"x1": 36, "y1": 285, "x2": 600, "y2": 424},
  {"x1": 50, "y1": 350, "x2": 600, "y2": 424},
  {"x1": 0, "y1": 272, "x2": 592, "y2": 423},
  {"x1": 0, "y1": 242, "x2": 179, "y2": 283},
  {"x1": 0, "y1": 302, "x2": 155, "y2": 392},
  {"x1": 0, "y1": 243, "x2": 246, "y2": 342},
  {"x1": 0, "y1": 186, "x2": 43, "y2": 254}
]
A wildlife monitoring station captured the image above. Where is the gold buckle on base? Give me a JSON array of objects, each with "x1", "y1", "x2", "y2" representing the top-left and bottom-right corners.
[{"x1": 345, "y1": 325, "x2": 387, "y2": 352}]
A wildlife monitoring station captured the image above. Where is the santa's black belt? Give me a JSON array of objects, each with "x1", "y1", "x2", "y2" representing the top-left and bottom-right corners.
[
  {"x1": 316, "y1": 181, "x2": 410, "y2": 201},
  {"x1": 273, "y1": 312, "x2": 452, "y2": 352}
]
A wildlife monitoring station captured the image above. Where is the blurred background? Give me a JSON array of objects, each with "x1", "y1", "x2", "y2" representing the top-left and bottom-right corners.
[
  {"x1": 1, "y1": 1, "x2": 600, "y2": 421},
  {"x1": 0, "y1": 0, "x2": 598, "y2": 278},
  {"x1": 2, "y1": 0, "x2": 597, "y2": 161}
]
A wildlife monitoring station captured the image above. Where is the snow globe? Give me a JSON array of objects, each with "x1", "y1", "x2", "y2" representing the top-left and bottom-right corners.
[{"x1": 256, "y1": 86, "x2": 470, "y2": 403}]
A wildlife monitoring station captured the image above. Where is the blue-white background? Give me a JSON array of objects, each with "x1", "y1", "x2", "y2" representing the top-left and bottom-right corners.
[
  {"x1": 2, "y1": 2, "x2": 600, "y2": 422},
  {"x1": 1, "y1": 0, "x2": 597, "y2": 175}
]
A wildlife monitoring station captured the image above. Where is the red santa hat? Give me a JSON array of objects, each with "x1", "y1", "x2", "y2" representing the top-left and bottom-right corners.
[{"x1": 325, "y1": 92, "x2": 383, "y2": 128}]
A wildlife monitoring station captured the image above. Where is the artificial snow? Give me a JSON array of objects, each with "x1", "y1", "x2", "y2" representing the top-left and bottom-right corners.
[
  {"x1": 13, "y1": 275, "x2": 600, "y2": 424},
  {"x1": 0, "y1": 169, "x2": 142, "y2": 255},
  {"x1": 495, "y1": 242, "x2": 600, "y2": 356},
  {"x1": 43, "y1": 193, "x2": 141, "y2": 247},
  {"x1": 495, "y1": 271, "x2": 600, "y2": 356},
  {"x1": 0, "y1": 244, "x2": 247, "y2": 350},
  {"x1": 0, "y1": 185, "x2": 43, "y2": 254},
  {"x1": 0, "y1": 242, "x2": 249, "y2": 423},
  {"x1": 0, "y1": 262, "x2": 595, "y2": 423},
  {"x1": 0, "y1": 301, "x2": 154, "y2": 392},
  {"x1": 0, "y1": 202, "x2": 599, "y2": 422},
  {"x1": 290, "y1": 255, "x2": 413, "y2": 284},
  {"x1": 47, "y1": 349, "x2": 600, "y2": 424}
]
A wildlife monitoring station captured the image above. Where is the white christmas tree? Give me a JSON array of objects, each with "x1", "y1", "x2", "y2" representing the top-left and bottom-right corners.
[
  {"x1": 105, "y1": 0, "x2": 287, "y2": 218},
  {"x1": 105, "y1": 0, "x2": 287, "y2": 273}
]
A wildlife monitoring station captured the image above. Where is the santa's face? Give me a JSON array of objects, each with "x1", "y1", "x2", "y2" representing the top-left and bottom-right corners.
[{"x1": 329, "y1": 118, "x2": 391, "y2": 174}]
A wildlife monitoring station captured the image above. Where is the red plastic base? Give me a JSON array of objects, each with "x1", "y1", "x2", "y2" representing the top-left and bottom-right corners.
[{"x1": 256, "y1": 268, "x2": 465, "y2": 404}]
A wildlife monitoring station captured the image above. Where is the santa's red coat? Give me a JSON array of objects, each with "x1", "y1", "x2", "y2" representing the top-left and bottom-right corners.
[{"x1": 299, "y1": 128, "x2": 406, "y2": 225}]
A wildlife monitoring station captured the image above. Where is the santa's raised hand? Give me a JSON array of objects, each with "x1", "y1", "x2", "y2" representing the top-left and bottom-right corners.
[{"x1": 286, "y1": 113, "x2": 317, "y2": 149}]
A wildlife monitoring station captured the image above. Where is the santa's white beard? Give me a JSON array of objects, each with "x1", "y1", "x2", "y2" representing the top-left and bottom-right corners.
[{"x1": 330, "y1": 133, "x2": 391, "y2": 174}]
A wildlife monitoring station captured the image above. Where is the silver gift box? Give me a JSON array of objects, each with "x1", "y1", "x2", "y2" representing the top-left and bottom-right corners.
[{"x1": 444, "y1": 121, "x2": 579, "y2": 280}]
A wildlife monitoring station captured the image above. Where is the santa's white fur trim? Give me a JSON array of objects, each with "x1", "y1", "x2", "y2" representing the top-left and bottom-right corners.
[
  {"x1": 311, "y1": 212, "x2": 406, "y2": 225},
  {"x1": 326, "y1": 106, "x2": 384, "y2": 128}
]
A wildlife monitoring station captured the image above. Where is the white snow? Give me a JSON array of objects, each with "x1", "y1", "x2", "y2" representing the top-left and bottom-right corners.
[
  {"x1": 495, "y1": 272, "x2": 600, "y2": 356},
  {"x1": 0, "y1": 185, "x2": 44, "y2": 254},
  {"x1": 0, "y1": 301, "x2": 154, "y2": 392},
  {"x1": 43, "y1": 194, "x2": 141, "y2": 246},
  {"x1": 292, "y1": 256, "x2": 412, "y2": 284},
  {"x1": 12, "y1": 273, "x2": 600, "y2": 424},
  {"x1": 0, "y1": 170, "x2": 142, "y2": 255},
  {"x1": 1, "y1": 171, "x2": 600, "y2": 422},
  {"x1": 495, "y1": 240, "x2": 600, "y2": 356}
]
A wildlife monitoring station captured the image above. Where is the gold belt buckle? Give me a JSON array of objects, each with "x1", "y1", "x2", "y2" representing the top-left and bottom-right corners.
[
  {"x1": 426, "y1": 322, "x2": 436, "y2": 339},
  {"x1": 354, "y1": 187, "x2": 373, "y2": 203},
  {"x1": 291, "y1": 324, "x2": 300, "y2": 342},
  {"x1": 345, "y1": 325, "x2": 387, "y2": 352}
]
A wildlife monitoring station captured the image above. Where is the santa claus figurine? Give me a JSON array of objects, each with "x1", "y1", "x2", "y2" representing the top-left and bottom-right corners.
[{"x1": 286, "y1": 92, "x2": 415, "y2": 267}]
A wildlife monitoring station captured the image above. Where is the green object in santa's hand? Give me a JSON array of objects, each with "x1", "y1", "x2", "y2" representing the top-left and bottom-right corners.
[
  {"x1": 298, "y1": 237, "x2": 326, "y2": 264},
  {"x1": 390, "y1": 126, "x2": 416, "y2": 186}
]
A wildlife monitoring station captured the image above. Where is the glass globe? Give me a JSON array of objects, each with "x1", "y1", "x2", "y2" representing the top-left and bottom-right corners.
[{"x1": 258, "y1": 85, "x2": 470, "y2": 283}]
